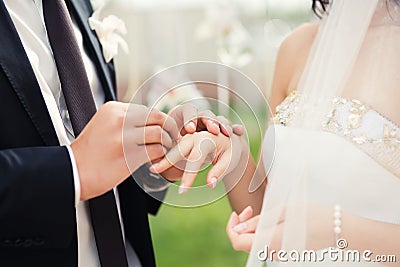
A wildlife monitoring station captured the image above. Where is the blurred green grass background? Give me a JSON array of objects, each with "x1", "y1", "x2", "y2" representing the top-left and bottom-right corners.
[
  {"x1": 149, "y1": 197, "x2": 248, "y2": 267},
  {"x1": 149, "y1": 107, "x2": 267, "y2": 267}
]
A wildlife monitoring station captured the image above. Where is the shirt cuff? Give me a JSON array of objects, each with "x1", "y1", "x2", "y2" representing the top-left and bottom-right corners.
[
  {"x1": 139, "y1": 163, "x2": 171, "y2": 193},
  {"x1": 66, "y1": 145, "x2": 81, "y2": 207}
]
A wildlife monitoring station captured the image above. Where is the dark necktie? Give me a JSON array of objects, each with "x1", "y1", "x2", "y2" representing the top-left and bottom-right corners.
[{"x1": 43, "y1": 1, "x2": 129, "y2": 266}]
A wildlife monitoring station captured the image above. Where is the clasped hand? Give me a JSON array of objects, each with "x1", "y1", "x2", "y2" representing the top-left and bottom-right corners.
[
  {"x1": 150, "y1": 129, "x2": 245, "y2": 194},
  {"x1": 71, "y1": 102, "x2": 244, "y2": 200}
]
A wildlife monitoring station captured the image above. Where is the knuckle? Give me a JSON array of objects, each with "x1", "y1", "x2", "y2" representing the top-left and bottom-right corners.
[
  {"x1": 103, "y1": 101, "x2": 119, "y2": 111},
  {"x1": 148, "y1": 144, "x2": 165, "y2": 158},
  {"x1": 130, "y1": 104, "x2": 146, "y2": 114},
  {"x1": 116, "y1": 111, "x2": 126, "y2": 126},
  {"x1": 111, "y1": 136, "x2": 123, "y2": 153},
  {"x1": 149, "y1": 125, "x2": 163, "y2": 138},
  {"x1": 103, "y1": 101, "x2": 115, "y2": 109},
  {"x1": 150, "y1": 109, "x2": 165, "y2": 122}
]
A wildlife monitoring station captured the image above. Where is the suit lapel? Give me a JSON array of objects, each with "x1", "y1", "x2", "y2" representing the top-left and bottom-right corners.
[
  {"x1": 0, "y1": 0, "x2": 59, "y2": 146},
  {"x1": 67, "y1": 0, "x2": 117, "y2": 101},
  {"x1": 0, "y1": 0, "x2": 116, "y2": 147}
]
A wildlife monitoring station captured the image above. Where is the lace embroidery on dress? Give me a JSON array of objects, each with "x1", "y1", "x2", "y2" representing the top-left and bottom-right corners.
[
  {"x1": 272, "y1": 90, "x2": 299, "y2": 126},
  {"x1": 273, "y1": 90, "x2": 400, "y2": 178}
]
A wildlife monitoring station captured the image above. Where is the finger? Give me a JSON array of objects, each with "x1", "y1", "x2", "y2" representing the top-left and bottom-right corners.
[
  {"x1": 182, "y1": 105, "x2": 198, "y2": 134},
  {"x1": 169, "y1": 104, "x2": 198, "y2": 134},
  {"x1": 232, "y1": 124, "x2": 245, "y2": 136},
  {"x1": 178, "y1": 140, "x2": 214, "y2": 194},
  {"x1": 145, "y1": 109, "x2": 180, "y2": 141},
  {"x1": 159, "y1": 165, "x2": 184, "y2": 182},
  {"x1": 134, "y1": 126, "x2": 173, "y2": 149},
  {"x1": 226, "y1": 211, "x2": 240, "y2": 232},
  {"x1": 231, "y1": 206, "x2": 254, "y2": 234},
  {"x1": 216, "y1": 116, "x2": 233, "y2": 137},
  {"x1": 238, "y1": 206, "x2": 254, "y2": 222},
  {"x1": 149, "y1": 136, "x2": 193, "y2": 173},
  {"x1": 183, "y1": 121, "x2": 197, "y2": 135},
  {"x1": 227, "y1": 225, "x2": 255, "y2": 252},
  {"x1": 226, "y1": 212, "x2": 254, "y2": 252},
  {"x1": 149, "y1": 158, "x2": 184, "y2": 182},
  {"x1": 144, "y1": 144, "x2": 167, "y2": 162},
  {"x1": 206, "y1": 149, "x2": 233, "y2": 184},
  {"x1": 233, "y1": 215, "x2": 260, "y2": 234},
  {"x1": 167, "y1": 105, "x2": 184, "y2": 134},
  {"x1": 197, "y1": 110, "x2": 220, "y2": 135}
]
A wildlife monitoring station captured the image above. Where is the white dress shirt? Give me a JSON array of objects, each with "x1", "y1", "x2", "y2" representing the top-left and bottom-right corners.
[{"x1": 3, "y1": 1, "x2": 140, "y2": 266}]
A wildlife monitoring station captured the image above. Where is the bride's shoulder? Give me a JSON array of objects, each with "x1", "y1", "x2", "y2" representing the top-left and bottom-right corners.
[
  {"x1": 269, "y1": 23, "x2": 319, "y2": 110},
  {"x1": 279, "y1": 22, "x2": 319, "y2": 59}
]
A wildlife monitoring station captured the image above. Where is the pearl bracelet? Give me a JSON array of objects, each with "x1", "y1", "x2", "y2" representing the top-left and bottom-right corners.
[{"x1": 333, "y1": 205, "x2": 342, "y2": 246}]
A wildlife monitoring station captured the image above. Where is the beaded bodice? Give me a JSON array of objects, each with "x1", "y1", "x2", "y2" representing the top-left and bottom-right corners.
[{"x1": 273, "y1": 90, "x2": 400, "y2": 178}]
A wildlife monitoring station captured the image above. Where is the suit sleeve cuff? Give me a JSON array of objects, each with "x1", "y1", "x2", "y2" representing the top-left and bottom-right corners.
[{"x1": 66, "y1": 145, "x2": 80, "y2": 207}]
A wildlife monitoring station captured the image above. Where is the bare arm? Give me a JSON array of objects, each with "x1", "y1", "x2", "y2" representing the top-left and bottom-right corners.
[
  {"x1": 227, "y1": 204, "x2": 400, "y2": 263},
  {"x1": 269, "y1": 22, "x2": 319, "y2": 113},
  {"x1": 342, "y1": 213, "x2": 400, "y2": 265},
  {"x1": 224, "y1": 139, "x2": 266, "y2": 214}
]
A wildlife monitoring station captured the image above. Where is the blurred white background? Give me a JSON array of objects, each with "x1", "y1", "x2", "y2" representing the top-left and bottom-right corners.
[{"x1": 102, "y1": 0, "x2": 313, "y2": 109}]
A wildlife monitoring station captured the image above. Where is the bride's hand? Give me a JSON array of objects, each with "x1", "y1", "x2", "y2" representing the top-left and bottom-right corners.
[
  {"x1": 226, "y1": 205, "x2": 333, "y2": 255},
  {"x1": 226, "y1": 206, "x2": 260, "y2": 253},
  {"x1": 149, "y1": 131, "x2": 243, "y2": 193},
  {"x1": 252, "y1": 205, "x2": 333, "y2": 254}
]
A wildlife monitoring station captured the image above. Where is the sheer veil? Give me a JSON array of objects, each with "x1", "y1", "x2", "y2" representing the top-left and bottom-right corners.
[{"x1": 247, "y1": 0, "x2": 400, "y2": 265}]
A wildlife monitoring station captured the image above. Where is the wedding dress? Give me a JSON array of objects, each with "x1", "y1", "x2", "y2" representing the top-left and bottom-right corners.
[
  {"x1": 258, "y1": 92, "x2": 400, "y2": 266},
  {"x1": 247, "y1": 0, "x2": 400, "y2": 266}
]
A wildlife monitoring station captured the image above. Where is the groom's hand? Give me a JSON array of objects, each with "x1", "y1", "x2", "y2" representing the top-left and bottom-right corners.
[{"x1": 71, "y1": 101, "x2": 179, "y2": 201}]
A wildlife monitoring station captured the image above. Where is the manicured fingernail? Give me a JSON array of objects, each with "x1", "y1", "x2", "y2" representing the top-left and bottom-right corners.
[
  {"x1": 149, "y1": 163, "x2": 159, "y2": 172},
  {"x1": 178, "y1": 183, "x2": 186, "y2": 194},
  {"x1": 234, "y1": 125, "x2": 245, "y2": 135},
  {"x1": 233, "y1": 223, "x2": 248, "y2": 233},
  {"x1": 210, "y1": 177, "x2": 218, "y2": 189},
  {"x1": 212, "y1": 122, "x2": 220, "y2": 132},
  {"x1": 187, "y1": 121, "x2": 196, "y2": 131}
]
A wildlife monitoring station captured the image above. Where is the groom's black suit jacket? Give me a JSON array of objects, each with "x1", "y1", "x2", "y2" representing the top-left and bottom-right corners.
[{"x1": 0, "y1": 0, "x2": 161, "y2": 266}]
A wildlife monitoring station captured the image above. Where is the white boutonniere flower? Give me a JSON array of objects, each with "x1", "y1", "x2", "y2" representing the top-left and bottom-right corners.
[{"x1": 88, "y1": 0, "x2": 129, "y2": 63}]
